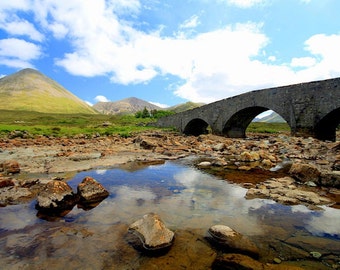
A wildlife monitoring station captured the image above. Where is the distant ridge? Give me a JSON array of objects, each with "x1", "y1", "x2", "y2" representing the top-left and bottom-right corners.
[
  {"x1": 0, "y1": 68, "x2": 97, "y2": 114},
  {"x1": 93, "y1": 97, "x2": 162, "y2": 115},
  {"x1": 253, "y1": 111, "x2": 286, "y2": 123},
  {"x1": 93, "y1": 97, "x2": 204, "y2": 115},
  {"x1": 167, "y1": 101, "x2": 205, "y2": 113}
]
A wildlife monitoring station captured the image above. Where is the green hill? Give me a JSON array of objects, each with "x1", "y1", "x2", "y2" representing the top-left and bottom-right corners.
[
  {"x1": 167, "y1": 101, "x2": 204, "y2": 113},
  {"x1": 0, "y1": 68, "x2": 97, "y2": 114}
]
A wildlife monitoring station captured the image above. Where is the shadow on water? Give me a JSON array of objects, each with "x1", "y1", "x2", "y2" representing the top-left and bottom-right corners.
[{"x1": 0, "y1": 158, "x2": 339, "y2": 269}]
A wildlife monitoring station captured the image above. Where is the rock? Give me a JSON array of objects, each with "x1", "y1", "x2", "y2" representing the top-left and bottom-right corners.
[
  {"x1": 77, "y1": 176, "x2": 109, "y2": 204},
  {"x1": 0, "y1": 186, "x2": 32, "y2": 206},
  {"x1": 332, "y1": 160, "x2": 340, "y2": 171},
  {"x1": 36, "y1": 180, "x2": 76, "y2": 210},
  {"x1": 0, "y1": 178, "x2": 15, "y2": 188},
  {"x1": 1, "y1": 160, "x2": 20, "y2": 174},
  {"x1": 197, "y1": 161, "x2": 212, "y2": 168},
  {"x1": 128, "y1": 213, "x2": 174, "y2": 251},
  {"x1": 141, "y1": 139, "x2": 157, "y2": 150},
  {"x1": 207, "y1": 225, "x2": 259, "y2": 259},
  {"x1": 245, "y1": 177, "x2": 331, "y2": 207},
  {"x1": 319, "y1": 171, "x2": 340, "y2": 188},
  {"x1": 289, "y1": 163, "x2": 321, "y2": 183},
  {"x1": 240, "y1": 151, "x2": 260, "y2": 162},
  {"x1": 212, "y1": 253, "x2": 304, "y2": 270},
  {"x1": 212, "y1": 143, "x2": 225, "y2": 151}
]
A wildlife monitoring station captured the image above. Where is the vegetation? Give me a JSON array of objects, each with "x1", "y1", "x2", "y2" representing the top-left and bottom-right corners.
[
  {"x1": 0, "y1": 109, "x2": 292, "y2": 139},
  {"x1": 0, "y1": 110, "x2": 164, "y2": 138},
  {"x1": 135, "y1": 107, "x2": 175, "y2": 119},
  {"x1": 246, "y1": 122, "x2": 290, "y2": 134}
]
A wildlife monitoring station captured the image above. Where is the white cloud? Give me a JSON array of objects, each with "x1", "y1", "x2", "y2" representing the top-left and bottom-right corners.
[
  {"x1": 1, "y1": 1, "x2": 340, "y2": 104},
  {"x1": 0, "y1": 0, "x2": 31, "y2": 10},
  {"x1": 1, "y1": 19, "x2": 44, "y2": 42},
  {"x1": 149, "y1": 101, "x2": 169, "y2": 108},
  {"x1": 94, "y1": 95, "x2": 110, "y2": 102},
  {"x1": 0, "y1": 38, "x2": 41, "y2": 68},
  {"x1": 226, "y1": 0, "x2": 267, "y2": 8},
  {"x1": 180, "y1": 15, "x2": 200, "y2": 29},
  {"x1": 290, "y1": 57, "x2": 316, "y2": 68}
]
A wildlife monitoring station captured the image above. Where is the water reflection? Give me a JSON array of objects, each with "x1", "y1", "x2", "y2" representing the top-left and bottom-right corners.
[{"x1": 0, "y1": 160, "x2": 339, "y2": 269}]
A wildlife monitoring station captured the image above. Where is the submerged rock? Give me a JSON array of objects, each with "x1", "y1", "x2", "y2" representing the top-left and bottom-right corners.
[
  {"x1": 212, "y1": 253, "x2": 304, "y2": 270},
  {"x1": 207, "y1": 225, "x2": 259, "y2": 259},
  {"x1": 128, "y1": 213, "x2": 174, "y2": 251},
  {"x1": 36, "y1": 180, "x2": 76, "y2": 210}
]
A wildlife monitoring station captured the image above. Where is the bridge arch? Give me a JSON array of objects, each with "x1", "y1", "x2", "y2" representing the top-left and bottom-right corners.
[
  {"x1": 183, "y1": 118, "x2": 210, "y2": 136},
  {"x1": 315, "y1": 107, "x2": 340, "y2": 141},
  {"x1": 222, "y1": 106, "x2": 289, "y2": 138}
]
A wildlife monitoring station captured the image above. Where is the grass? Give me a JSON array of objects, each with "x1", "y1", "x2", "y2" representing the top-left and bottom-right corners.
[
  {"x1": 0, "y1": 109, "x2": 292, "y2": 138},
  {"x1": 246, "y1": 122, "x2": 290, "y2": 134},
  {"x1": 0, "y1": 110, "x2": 161, "y2": 138}
]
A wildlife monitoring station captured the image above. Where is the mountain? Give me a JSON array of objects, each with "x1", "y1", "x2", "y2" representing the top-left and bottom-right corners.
[
  {"x1": 93, "y1": 97, "x2": 162, "y2": 115},
  {"x1": 253, "y1": 111, "x2": 286, "y2": 123},
  {"x1": 167, "y1": 101, "x2": 204, "y2": 113},
  {"x1": 0, "y1": 68, "x2": 97, "y2": 114}
]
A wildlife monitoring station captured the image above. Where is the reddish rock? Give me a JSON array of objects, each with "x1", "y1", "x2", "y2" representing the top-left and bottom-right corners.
[
  {"x1": 77, "y1": 176, "x2": 109, "y2": 203},
  {"x1": 2, "y1": 160, "x2": 20, "y2": 174},
  {"x1": 0, "y1": 178, "x2": 15, "y2": 188},
  {"x1": 36, "y1": 180, "x2": 76, "y2": 210}
]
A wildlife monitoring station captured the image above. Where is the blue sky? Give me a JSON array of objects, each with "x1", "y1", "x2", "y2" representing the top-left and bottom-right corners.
[{"x1": 1, "y1": 0, "x2": 340, "y2": 107}]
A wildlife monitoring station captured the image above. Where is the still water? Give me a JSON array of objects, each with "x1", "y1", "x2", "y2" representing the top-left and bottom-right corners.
[{"x1": 0, "y1": 159, "x2": 339, "y2": 269}]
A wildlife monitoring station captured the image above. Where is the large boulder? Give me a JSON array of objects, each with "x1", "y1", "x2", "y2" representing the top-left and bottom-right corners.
[
  {"x1": 207, "y1": 225, "x2": 259, "y2": 259},
  {"x1": 128, "y1": 213, "x2": 175, "y2": 252},
  {"x1": 289, "y1": 163, "x2": 320, "y2": 184},
  {"x1": 36, "y1": 180, "x2": 76, "y2": 210}
]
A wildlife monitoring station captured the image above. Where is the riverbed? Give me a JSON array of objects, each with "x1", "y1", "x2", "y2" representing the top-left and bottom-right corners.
[{"x1": 0, "y1": 159, "x2": 339, "y2": 269}]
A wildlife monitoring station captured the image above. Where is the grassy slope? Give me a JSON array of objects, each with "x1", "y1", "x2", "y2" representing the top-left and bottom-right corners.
[
  {"x1": 0, "y1": 69, "x2": 97, "y2": 114},
  {"x1": 0, "y1": 110, "x2": 161, "y2": 138}
]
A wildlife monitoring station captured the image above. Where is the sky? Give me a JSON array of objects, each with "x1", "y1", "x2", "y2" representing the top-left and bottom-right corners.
[{"x1": 0, "y1": 0, "x2": 340, "y2": 108}]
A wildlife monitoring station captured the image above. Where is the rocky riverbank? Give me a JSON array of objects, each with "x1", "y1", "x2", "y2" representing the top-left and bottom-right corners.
[
  {"x1": 0, "y1": 131, "x2": 339, "y2": 208},
  {"x1": 0, "y1": 131, "x2": 339, "y2": 269}
]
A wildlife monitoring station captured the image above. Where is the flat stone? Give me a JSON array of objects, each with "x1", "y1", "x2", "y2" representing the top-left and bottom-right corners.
[
  {"x1": 128, "y1": 213, "x2": 174, "y2": 251},
  {"x1": 197, "y1": 161, "x2": 212, "y2": 168},
  {"x1": 208, "y1": 225, "x2": 259, "y2": 258},
  {"x1": 212, "y1": 253, "x2": 304, "y2": 270}
]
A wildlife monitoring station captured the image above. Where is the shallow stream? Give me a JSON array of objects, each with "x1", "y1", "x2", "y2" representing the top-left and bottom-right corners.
[{"x1": 0, "y1": 159, "x2": 339, "y2": 269}]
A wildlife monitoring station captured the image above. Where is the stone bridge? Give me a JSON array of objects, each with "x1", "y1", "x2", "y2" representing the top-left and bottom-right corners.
[{"x1": 155, "y1": 77, "x2": 340, "y2": 141}]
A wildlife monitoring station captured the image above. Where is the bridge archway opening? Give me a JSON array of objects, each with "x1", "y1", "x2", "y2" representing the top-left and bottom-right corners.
[
  {"x1": 183, "y1": 118, "x2": 210, "y2": 136},
  {"x1": 222, "y1": 107, "x2": 289, "y2": 138},
  {"x1": 315, "y1": 107, "x2": 340, "y2": 141}
]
